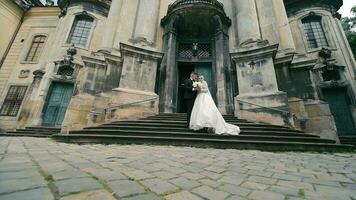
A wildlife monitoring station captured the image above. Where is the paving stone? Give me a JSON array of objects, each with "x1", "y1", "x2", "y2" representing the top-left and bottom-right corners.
[
  {"x1": 123, "y1": 170, "x2": 155, "y2": 180},
  {"x1": 180, "y1": 172, "x2": 204, "y2": 180},
  {"x1": 272, "y1": 173, "x2": 302, "y2": 181},
  {"x1": 52, "y1": 169, "x2": 89, "y2": 180},
  {"x1": 225, "y1": 195, "x2": 248, "y2": 200},
  {"x1": 0, "y1": 187, "x2": 53, "y2": 200},
  {"x1": 204, "y1": 166, "x2": 225, "y2": 173},
  {"x1": 55, "y1": 178, "x2": 102, "y2": 196},
  {"x1": 86, "y1": 169, "x2": 128, "y2": 181},
  {"x1": 316, "y1": 173, "x2": 354, "y2": 183},
  {"x1": 122, "y1": 193, "x2": 162, "y2": 200},
  {"x1": 248, "y1": 175, "x2": 277, "y2": 185},
  {"x1": 0, "y1": 176, "x2": 46, "y2": 194},
  {"x1": 191, "y1": 185, "x2": 229, "y2": 200},
  {"x1": 218, "y1": 183, "x2": 251, "y2": 196},
  {"x1": 141, "y1": 178, "x2": 179, "y2": 195},
  {"x1": 240, "y1": 181, "x2": 268, "y2": 191},
  {"x1": 248, "y1": 190, "x2": 285, "y2": 200},
  {"x1": 268, "y1": 185, "x2": 300, "y2": 197},
  {"x1": 169, "y1": 177, "x2": 201, "y2": 189},
  {"x1": 0, "y1": 169, "x2": 41, "y2": 180},
  {"x1": 165, "y1": 191, "x2": 203, "y2": 200},
  {"x1": 108, "y1": 180, "x2": 145, "y2": 198},
  {"x1": 153, "y1": 171, "x2": 178, "y2": 180},
  {"x1": 315, "y1": 184, "x2": 356, "y2": 198},
  {"x1": 60, "y1": 189, "x2": 116, "y2": 200},
  {"x1": 217, "y1": 175, "x2": 245, "y2": 186},
  {"x1": 276, "y1": 180, "x2": 314, "y2": 191},
  {"x1": 302, "y1": 177, "x2": 342, "y2": 187},
  {"x1": 200, "y1": 171, "x2": 223, "y2": 180},
  {"x1": 198, "y1": 178, "x2": 222, "y2": 188},
  {"x1": 246, "y1": 170, "x2": 273, "y2": 177}
]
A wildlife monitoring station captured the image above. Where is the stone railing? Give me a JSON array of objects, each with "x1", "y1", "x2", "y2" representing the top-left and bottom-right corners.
[{"x1": 167, "y1": 0, "x2": 224, "y2": 14}]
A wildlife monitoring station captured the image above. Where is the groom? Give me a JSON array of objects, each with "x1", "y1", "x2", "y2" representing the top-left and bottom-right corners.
[{"x1": 184, "y1": 71, "x2": 198, "y2": 128}]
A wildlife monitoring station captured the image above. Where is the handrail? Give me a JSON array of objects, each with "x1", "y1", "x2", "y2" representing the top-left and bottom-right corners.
[
  {"x1": 236, "y1": 99, "x2": 292, "y2": 126},
  {"x1": 236, "y1": 99, "x2": 290, "y2": 115},
  {"x1": 108, "y1": 97, "x2": 158, "y2": 110},
  {"x1": 90, "y1": 97, "x2": 158, "y2": 116}
]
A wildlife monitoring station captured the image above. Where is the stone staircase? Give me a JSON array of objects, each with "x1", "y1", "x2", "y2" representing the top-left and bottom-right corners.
[
  {"x1": 2, "y1": 126, "x2": 61, "y2": 137},
  {"x1": 53, "y1": 113, "x2": 355, "y2": 152},
  {"x1": 339, "y1": 136, "x2": 356, "y2": 146}
]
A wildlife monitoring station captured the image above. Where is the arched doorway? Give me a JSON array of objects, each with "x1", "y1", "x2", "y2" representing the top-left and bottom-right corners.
[{"x1": 159, "y1": 0, "x2": 233, "y2": 114}]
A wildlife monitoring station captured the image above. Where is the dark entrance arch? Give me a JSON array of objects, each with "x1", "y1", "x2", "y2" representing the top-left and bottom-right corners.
[{"x1": 159, "y1": 0, "x2": 234, "y2": 114}]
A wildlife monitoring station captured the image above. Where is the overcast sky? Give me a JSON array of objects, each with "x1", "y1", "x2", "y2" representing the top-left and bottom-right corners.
[
  {"x1": 339, "y1": 0, "x2": 355, "y2": 17},
  {"x1": 41, "y1": 0, "x2": 355, "y2": 17}
]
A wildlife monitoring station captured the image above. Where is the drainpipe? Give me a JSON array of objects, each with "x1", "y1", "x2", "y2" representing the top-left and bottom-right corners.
[{"x1": 0, "y1": 11, "x2": 25, "y2": 69}]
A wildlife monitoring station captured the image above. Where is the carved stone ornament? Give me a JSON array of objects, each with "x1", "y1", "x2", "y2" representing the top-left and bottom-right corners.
[
  {"x1": 318, "y1": 48, "x2": 332, "y2": 59},
  {"x1": 33, "y1": 69, "x2": 45, "y2": 82},
  {"x1": 55, "y1": 47, "x2": 77, "y2": 78},
  {"x1": 18, "y1": 69, "x2": 30, "y2": 78}
]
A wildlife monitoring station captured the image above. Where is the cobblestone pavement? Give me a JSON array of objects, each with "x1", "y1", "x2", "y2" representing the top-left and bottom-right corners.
[{"x1": 0, "y1": 137, "x2": 355, "y2": 200}]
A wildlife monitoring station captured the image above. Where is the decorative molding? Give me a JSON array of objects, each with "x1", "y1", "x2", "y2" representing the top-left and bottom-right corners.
[
  {"x1": 120, "y1": 43, "x2": 164, "y2": 61},
  {"x1": 18, "y1": 69, "x2": 30, "y2": 78}
]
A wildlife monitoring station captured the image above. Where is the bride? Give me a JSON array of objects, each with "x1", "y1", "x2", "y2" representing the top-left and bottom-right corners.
[{"x1": 189, "y1": 75, "x2": 240, "y2": 135}]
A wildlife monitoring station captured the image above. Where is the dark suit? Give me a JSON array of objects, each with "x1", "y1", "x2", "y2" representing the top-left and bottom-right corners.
[{"x1": 184, "y1": 78, "x2": 197, "y2": 127}]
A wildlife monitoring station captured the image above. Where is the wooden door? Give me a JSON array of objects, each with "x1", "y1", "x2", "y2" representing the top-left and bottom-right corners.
[
  {"x1": 42, "y1": 82, "x2": 73, "y2": 127},
  {"x1": 323, "y1": 88, "x2": 355, "y2": 136}
]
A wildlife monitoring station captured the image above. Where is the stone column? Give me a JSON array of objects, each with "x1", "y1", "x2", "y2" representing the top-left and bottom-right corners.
[
  {"x1": 272, "y1": 0, "x2": 296, "y2": 53},
  {"x1": 159, "y1": 15, "x2": 179, "y2": 113},
  {"x1": 101, "y1": 0, "x2": 123, "y2": 49},
  {"x1": 131, "y1": 0, "x2": 160, "y2": 46},
  {"x1": 235, "y1": 0, "x2": 261, "y2": 45},
  {"x1": 23, "y1": 69, "x2": 46, "y2": 127},
  {"x1": 213, "y1": 16, "x2": 234, "y2": 114}
]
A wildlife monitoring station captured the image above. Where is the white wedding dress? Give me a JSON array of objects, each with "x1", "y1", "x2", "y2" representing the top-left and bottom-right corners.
[{"x1": 189, "y1": 81, "x2": 240, "y2": 135}]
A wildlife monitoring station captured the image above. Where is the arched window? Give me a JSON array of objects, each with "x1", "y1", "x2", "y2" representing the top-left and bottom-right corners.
[
  {"x1": 302, "y1": 15, "x2": 328, "y2": 48},
  {"x1": 67, "y1": 15, "x2": 93, "y2": 47},
  {"x1": 25, "y1": 35, "x2": 47, "y2": 62}
]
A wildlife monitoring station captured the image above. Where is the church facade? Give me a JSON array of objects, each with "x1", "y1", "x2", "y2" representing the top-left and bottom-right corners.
[{"x1": 0, "y1": 0, "x2": 355, "y2": 141}]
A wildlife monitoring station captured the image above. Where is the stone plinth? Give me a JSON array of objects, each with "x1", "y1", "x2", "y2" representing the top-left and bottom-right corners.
[
  {"x1": 61, "y1": 94, "x2": 96, "y2": 133},
  {"x1": 231, "y1": 43, "x2": 291, "y2": 126},
  {"x1": 304, "y1": 101, "x2": 339, "y2": 142},
  {"x1": 108, "y1": 88, "x2": 158, "y2": 121},
  {"x1": 235, "y1": 92, "x2": 291, "y2": 126}
]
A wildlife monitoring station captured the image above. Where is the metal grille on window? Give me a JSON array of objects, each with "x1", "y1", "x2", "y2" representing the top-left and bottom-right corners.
[
  {"x1": 302, "y1": 16, "x2": 328, "y2": 48},
  {"x1": 178, "y1": 43, "x2": 212, "y2": 59},
  {"x1": 0, "y1": 86, "x2": 27, "y2": 116},
  {"x1": 57, "y1": 66, "x2": 74, "y2": 77},
  {"x1": 25, "y1": 35, "x2": 46, "y2": 62},
  {"x1": 68, "y1": 15, "x2": 93, "y2": 47}
]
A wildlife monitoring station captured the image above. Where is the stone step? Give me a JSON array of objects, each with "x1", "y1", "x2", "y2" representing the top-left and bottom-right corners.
[
  {"x1": 87, "y1": 125, "x2": 310, "y2": 136},
  {"x1": 15, "y1": 129, "x2": 59, "y2": 133},
  {"x1": 25, "y1": 126, "x2": 61, "y2": 131},
  {"x1": 8, "y1": 130, "x2": 54, "y2": 134},
  {"x1": 339, "y1": 136, "x2": 356, "y2": 146},
  {"x1": 0, "y1": 132, "x2": 51, "y2": 137},
  {"x1": 71, "y1": 129, "x2": 326, "y2": 142},
  {"x1": 109, "y1": 120, "x2": 295, "y2": 130},
  {"x1": 53, "y1": 134, "x2": 355, "y2": 152},
  {"x1": 3, "y1": 126, "x2": 61, "y2": 137}
]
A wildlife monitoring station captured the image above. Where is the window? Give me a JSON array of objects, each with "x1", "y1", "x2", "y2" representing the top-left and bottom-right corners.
[
  {"x1": 0, "y1": 86, "x2": 27, "y2": 116},
  {"x1": 67, "y1": 15, "x2": 93, "y2": 47},
  {"x1": 25, "y1": 35, "x2": 46, "y2": 62},
  {"x1": 302, "y1": 16, "x2": 328, "y2": 48}
]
